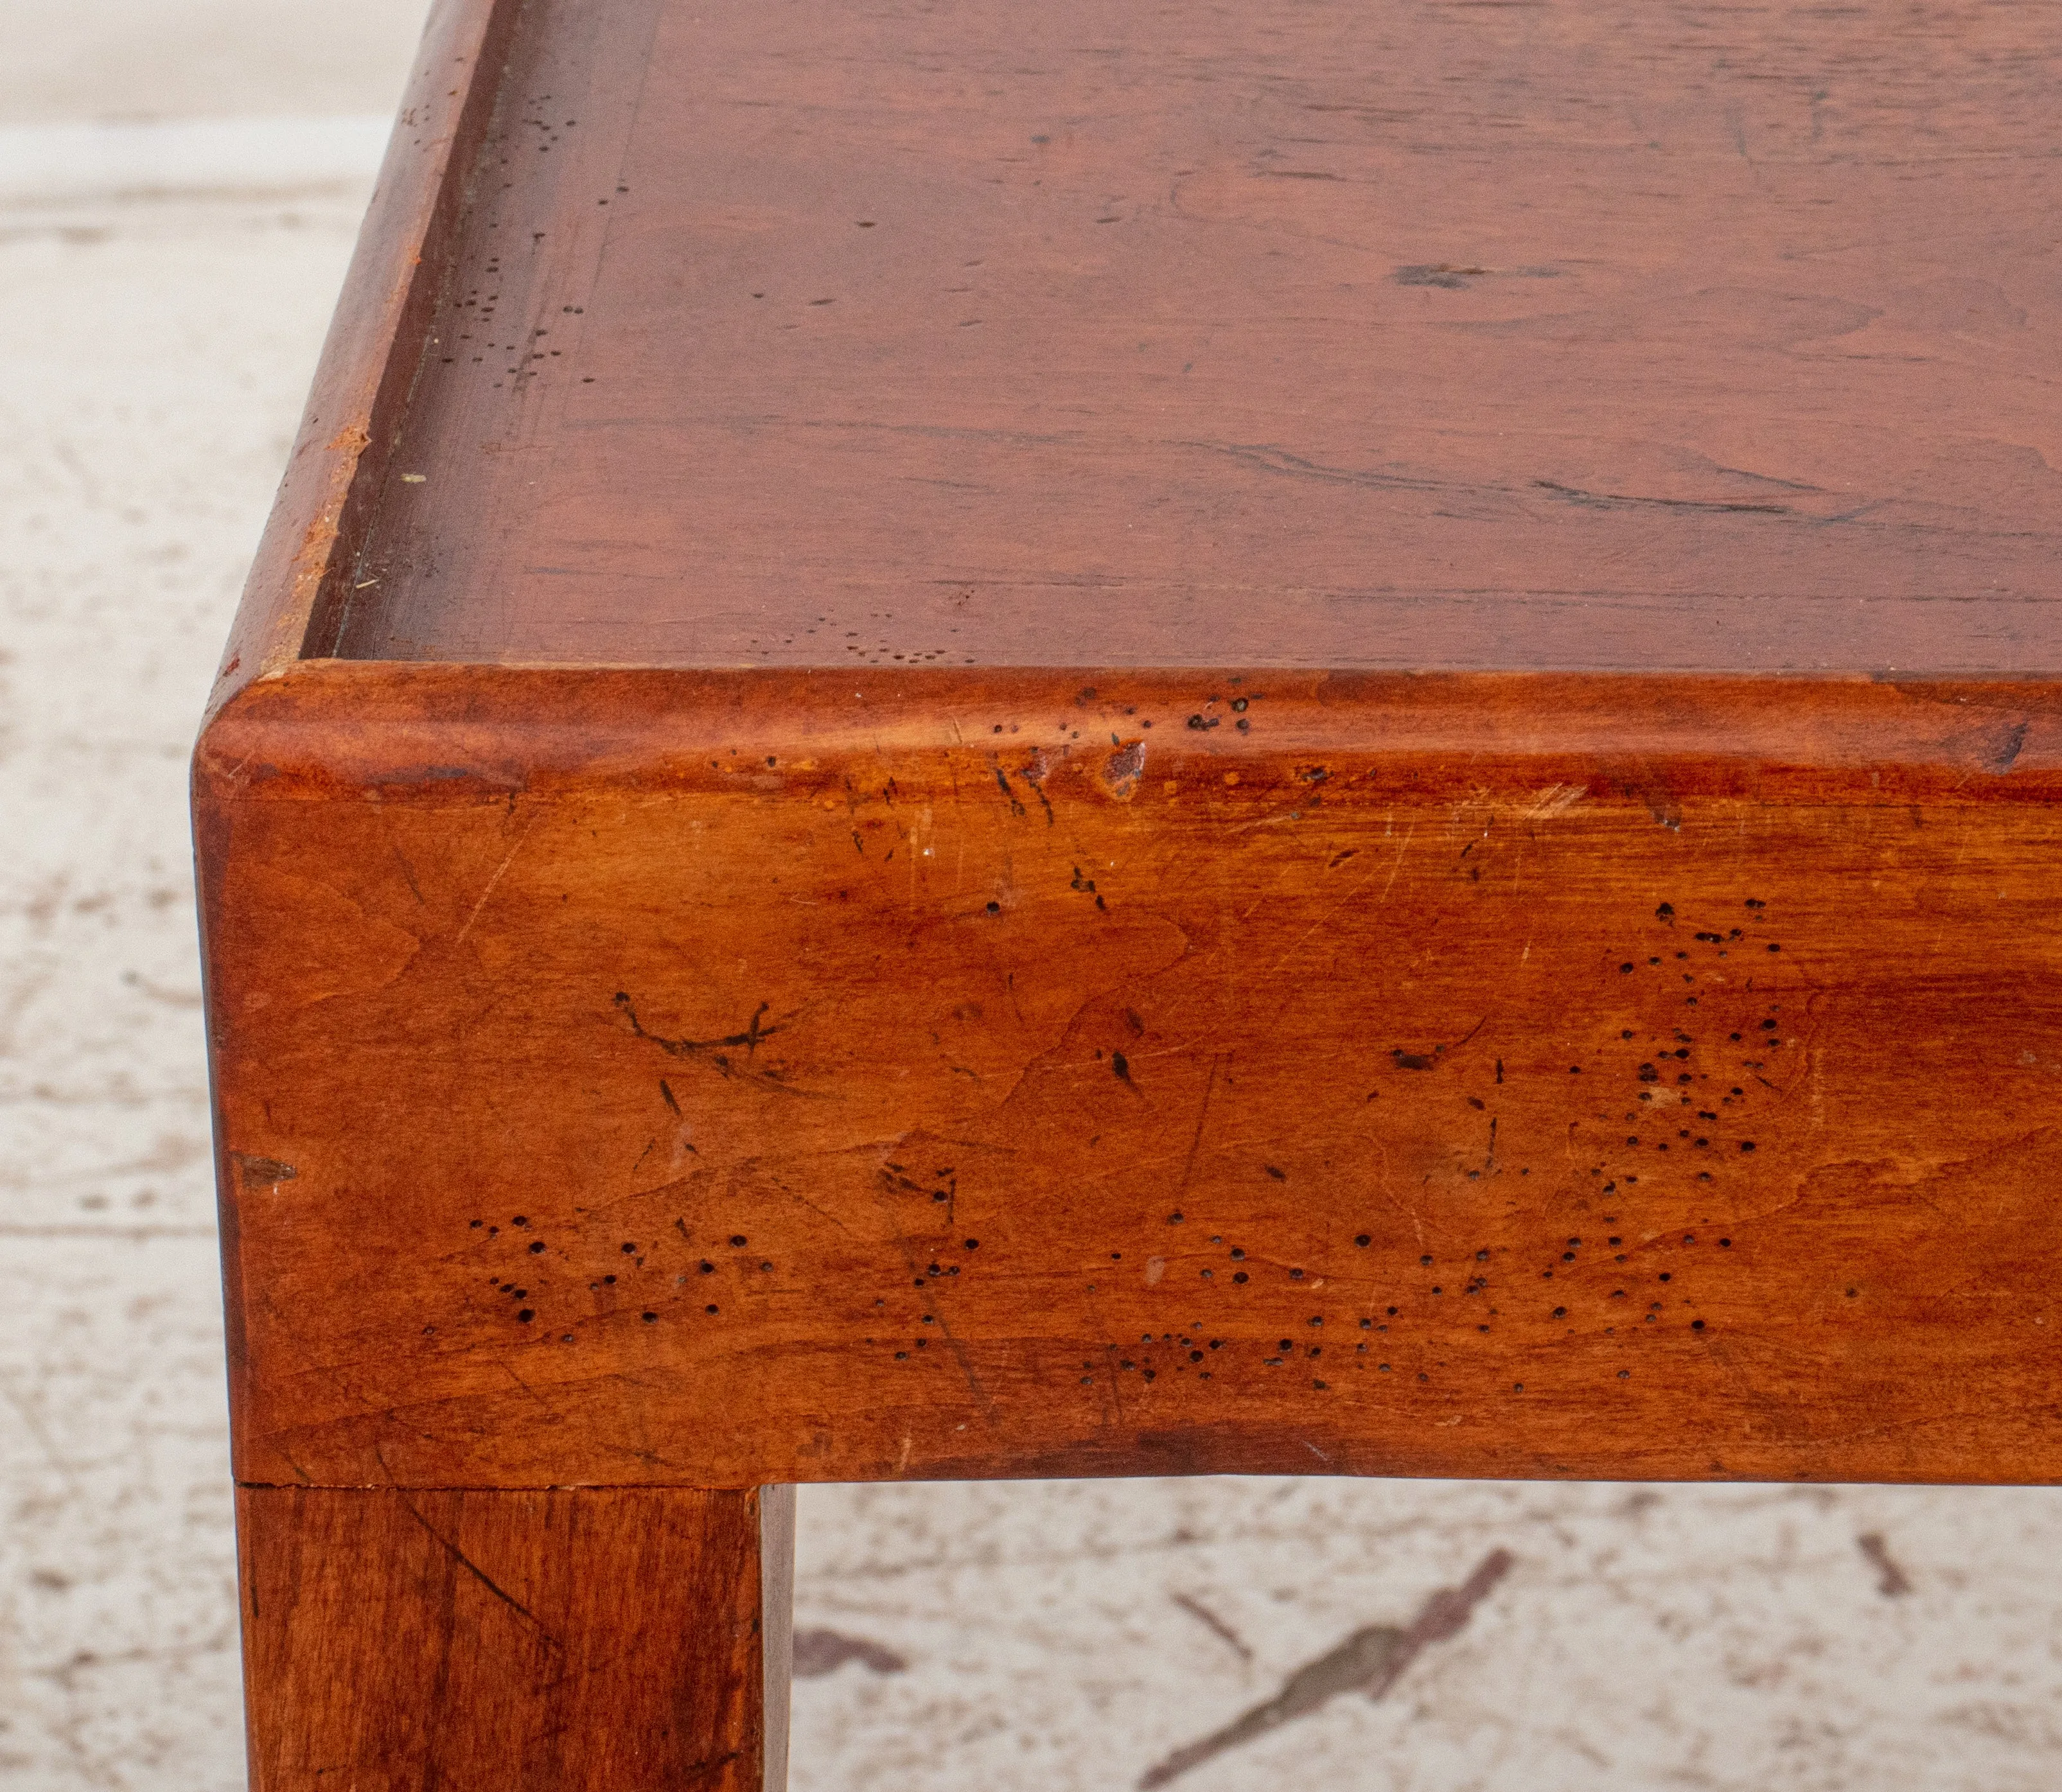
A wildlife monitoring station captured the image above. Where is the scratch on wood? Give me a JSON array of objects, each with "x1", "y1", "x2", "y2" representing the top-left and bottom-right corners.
[
  {"x1": 1525, "y1": 783, "x2": 1586, "y2": 820},
  {"x1": 870, "y1": 1182, "x2": 998, "y2": 1423},
  {"x1": 615, "y1": 994, "x2": 829, "y2": 1098},
  {"x1": 1175, "y1": 1054, "x2": 1225, "y2": 1199},
  {"x1": 454, "y1": 809, "x2": 539, "y2": 944},
  {"x1": 389, "y1": 1489, "x2": 564, "y2": 1651}
]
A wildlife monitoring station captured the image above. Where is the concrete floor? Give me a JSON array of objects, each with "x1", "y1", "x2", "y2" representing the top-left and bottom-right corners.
[{"x1": 4, "y1": 6, "x2": 2062, "y2": 1789}]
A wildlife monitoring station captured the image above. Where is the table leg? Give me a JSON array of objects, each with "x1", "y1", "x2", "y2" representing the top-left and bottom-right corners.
[{"x1": 236, "y1": 1482, "x2": 793, "y2": 1791}]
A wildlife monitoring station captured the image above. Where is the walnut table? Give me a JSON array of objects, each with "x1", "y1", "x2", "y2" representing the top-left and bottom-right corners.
[{"x1": 196, "y1": 0, "x2": 2062, "y2": 1784}]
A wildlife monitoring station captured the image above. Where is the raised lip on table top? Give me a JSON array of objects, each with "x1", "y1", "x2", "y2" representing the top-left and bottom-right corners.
[
  {"x1": 206, "y1": 0, "x2": 2062, "y2": 741},
  {"x1": 207, "y1": 0, "x2": 517, "y2": 725}
]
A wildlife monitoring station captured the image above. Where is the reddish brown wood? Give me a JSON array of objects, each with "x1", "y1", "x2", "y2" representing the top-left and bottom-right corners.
[
  {"x1": 200, "y1": 665, "x2": 2062, "y2": 1489},
  {"x1": 308, "y1": 0, "x2": 2062, "y2": 673},
  {"x1": 208, "y1": 6, "x2": 2062, "y2": 1776},
  {"x1": 202, "y1": 24, "x2": 2062, "y2": 1788},
  {"x1": 236, "y1": 1482, "x2": 792, "y2": 1791},
  {"x1": 209, "y1": 0, "x2": 516, "y2": 718}
]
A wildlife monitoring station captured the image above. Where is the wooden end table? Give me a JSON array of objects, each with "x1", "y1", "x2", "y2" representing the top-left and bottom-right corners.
[{"x1": 196, "y1": 0, "x2": 2062, "y2": 1783}]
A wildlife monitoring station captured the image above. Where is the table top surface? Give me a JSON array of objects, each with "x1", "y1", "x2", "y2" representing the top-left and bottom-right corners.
[{"x1": 321, "y1": 0, "x2": 2062, "y2": 674}]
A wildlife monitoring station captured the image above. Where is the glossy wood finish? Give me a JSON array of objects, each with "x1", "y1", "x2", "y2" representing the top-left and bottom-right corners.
[
  {"x1": 200, "y1": 664, "x2": 2062, "y2": 1489},
  {"x1": 204, "y1": 2, "x2": 2062, "y2": 1782},
  {"x1": 308, "y1": 0, "x2": 2062, "y2": 673},
  {"x1": 237, "y1": 1482, "x2": 792, "y2": 1791}
]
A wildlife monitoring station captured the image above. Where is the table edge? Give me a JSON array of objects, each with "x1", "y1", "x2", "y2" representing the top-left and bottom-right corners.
[{"x1": 206, "y1": 0, "x2": 520, "y2": 725}]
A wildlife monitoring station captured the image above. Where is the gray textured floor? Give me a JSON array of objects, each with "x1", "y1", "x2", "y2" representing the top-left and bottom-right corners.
[{"x1": 4, "y1": 7, "x2": 2062, "y2": 1789}]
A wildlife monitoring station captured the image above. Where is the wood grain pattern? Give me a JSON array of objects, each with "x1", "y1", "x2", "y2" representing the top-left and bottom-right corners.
[
  {"x1": 198, "y1": 664, "x2": 2062, "y2": 1489},
  {"x1": 206, "y1": 6, "x2": 2062, "y2": 1779},
  {"x1": 313, "y1": 0, "x2": 2062, "y2": 672},
  {"x1": 236, "y1": 1482, "x2": 791, "y2": 1791},
  {"x1": 209, "y1": 0, "x2": 515, "y2": 719}
]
